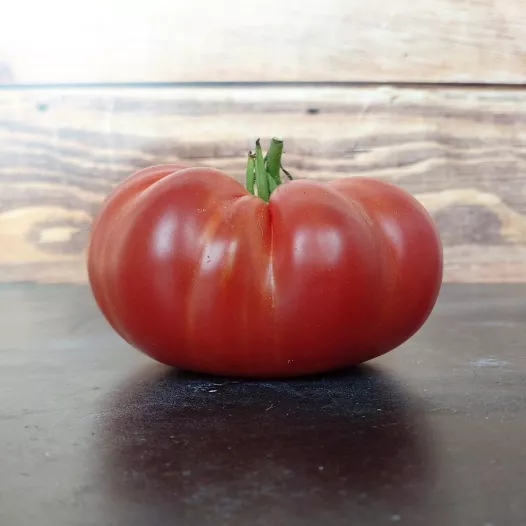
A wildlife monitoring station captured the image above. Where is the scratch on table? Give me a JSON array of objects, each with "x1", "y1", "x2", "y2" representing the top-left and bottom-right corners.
[{"x1": 472, "y1": 358, "x2": 509, "y2": 367}]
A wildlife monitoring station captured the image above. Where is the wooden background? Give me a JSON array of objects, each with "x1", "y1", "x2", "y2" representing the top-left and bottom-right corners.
[{"x1": 1, "y1": 0, "x2": 526, "y2": 283}]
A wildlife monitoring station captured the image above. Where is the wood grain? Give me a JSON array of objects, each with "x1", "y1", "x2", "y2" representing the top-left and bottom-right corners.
[
  {"x1": 1, "y1": 86, "x2": 526, "y2": 283},
  {"x1": 1, "y1": 0, "x2": 526, "y2": 84}
]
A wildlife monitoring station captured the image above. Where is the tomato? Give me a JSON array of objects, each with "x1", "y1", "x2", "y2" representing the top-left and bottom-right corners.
[{"x1": 87, "y1": 140, "x2": 442, "y2": 377}]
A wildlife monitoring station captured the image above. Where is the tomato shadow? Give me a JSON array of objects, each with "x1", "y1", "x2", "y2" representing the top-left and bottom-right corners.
[{"x1": 95, "y1": 363, "x2": 435, "y2": 524}]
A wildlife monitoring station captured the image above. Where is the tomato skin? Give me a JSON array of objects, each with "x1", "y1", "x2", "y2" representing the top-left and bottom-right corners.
[{"x1": 88, "y1": 165, "x2": 442, "y2": 377}]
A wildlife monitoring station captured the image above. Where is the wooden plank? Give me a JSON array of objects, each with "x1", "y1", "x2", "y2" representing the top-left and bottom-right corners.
[
  {"x1": 1, "y1": 86, "x2": 526, "y2": 283},
  {"x1": 1, "y1": 0, "x2": 526, "y2": 84}
]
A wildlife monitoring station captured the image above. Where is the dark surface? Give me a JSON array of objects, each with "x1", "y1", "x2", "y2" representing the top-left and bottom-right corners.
[{"x1": 0, "y1": 283, "x2": 525, "y2": 526}]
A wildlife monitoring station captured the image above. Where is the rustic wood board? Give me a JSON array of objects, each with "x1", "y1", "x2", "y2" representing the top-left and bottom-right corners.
[
  {"x1": 1, "y1": 86, "x2": 526, "y2": 283},
  {"x1": 1, "y1": 0, "x2": 526, "y2": 84}
]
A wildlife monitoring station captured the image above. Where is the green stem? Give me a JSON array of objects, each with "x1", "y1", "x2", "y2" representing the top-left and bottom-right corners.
[
  {"x1": 245, "y1": 152, "x2": 256, "y2": 194},
  {"x1": 265, "y1": 137, "x2": 283, "y2": 187},
  {"x1": 245, "y1": 138, "x2": 292, "y2": 201},
  {"x1": 254, "y1": 139, "x2": 270, "y2": 202},
  {"x1": 280, "y1": 163, "x2": 294, "y2": 181}
]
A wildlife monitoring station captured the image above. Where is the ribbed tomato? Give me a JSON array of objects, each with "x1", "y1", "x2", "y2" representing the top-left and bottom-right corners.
[{"x1": 87, "y1": 140, "x2": 442, "y2": 377}]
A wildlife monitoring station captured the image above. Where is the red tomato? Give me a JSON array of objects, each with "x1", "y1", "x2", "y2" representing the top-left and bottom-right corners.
[{"x1": 88, "y1": 152, "x2": 442, "y2": 377}]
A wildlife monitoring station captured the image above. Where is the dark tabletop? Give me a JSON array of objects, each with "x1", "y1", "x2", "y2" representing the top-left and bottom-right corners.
[{"x1": 0, "y1": 283, "x2": 525, "y2": 526}]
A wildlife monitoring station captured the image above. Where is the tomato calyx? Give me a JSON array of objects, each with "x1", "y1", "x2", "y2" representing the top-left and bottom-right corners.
[{"x1": 245, "y1": 138, "x2": 293, "y2": 202}]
